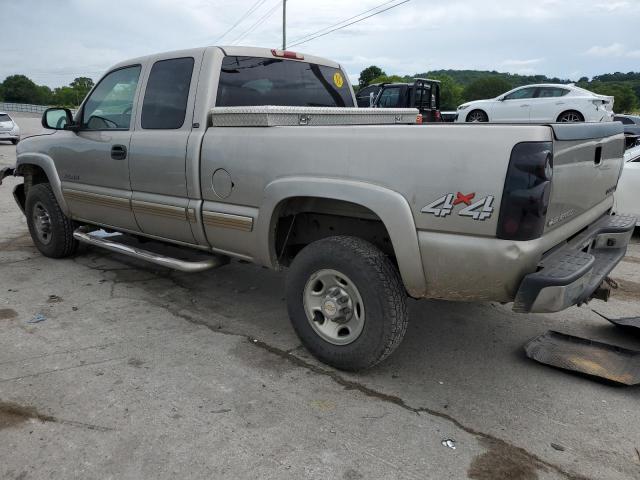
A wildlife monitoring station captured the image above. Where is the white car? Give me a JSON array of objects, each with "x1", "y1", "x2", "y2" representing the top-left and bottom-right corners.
[
  {"x1": 456, "y1": 84, "x2": 614, "y2": 123},
  {"x1": 614, "y1": 144, "x2": 640, "y2": 226},
  {"x1": 0, "y1": 112, "x2": 21, "y2": 144}
]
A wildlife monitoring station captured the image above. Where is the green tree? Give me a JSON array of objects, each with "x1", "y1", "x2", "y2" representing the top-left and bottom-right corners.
[
  {"x1": 463, "y1": 77, "x2": 513, "y2": 102},
  {"x1": 429, "y1": 74, "x2": 464, "y2": 110},
  {"x1": 70, "y1": 76, "x2": 94, "y2": 102},
  {"x1": 369, "y1": 74, "x2": 406, "y2": 84},
  {"x1": 358, "y1": 65, "x2": 385, "y2": 88},
  {"x1": 52, "y1": 86, "x2": 79, "y2": 107},
  {"x1": 1, "y1": 74, "x2": 41, "y2": 103},
  {"x1": 36, "y1": 85, "x2": 53, "y2": 105}
]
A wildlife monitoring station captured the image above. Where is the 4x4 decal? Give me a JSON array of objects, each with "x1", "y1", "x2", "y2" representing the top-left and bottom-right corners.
[{"x1": 422, "y1": 192, "x2": 495, "y2": 221}]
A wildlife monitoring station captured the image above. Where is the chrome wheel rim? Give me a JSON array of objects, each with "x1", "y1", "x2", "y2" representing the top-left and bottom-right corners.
[
  {"x1": 559, "y1": 112, "x2": 581, "y2": 122},
  {"x1": 468, "y1": 111, "x2": 486, "y2": 122},
  {"x1": 303, "y1": 269, "x2": 365, "y2": 346},
  {"x1": 32, "y1": 201, "x2": 53, "y2": 245}
]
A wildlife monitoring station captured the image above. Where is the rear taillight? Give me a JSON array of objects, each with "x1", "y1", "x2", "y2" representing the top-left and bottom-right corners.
[
  {"x1": 497, "y1": 142, "x2": 553, "y2": 241},
  {"x1": 435, "y1": 110, "x2": 441, "y2": 121},
  {"x1": 416, "y1": 114, "x2": 423, "y2": 124},
  {"x1": 271, "y1": 49, "x2": 304, "y2": 60}
]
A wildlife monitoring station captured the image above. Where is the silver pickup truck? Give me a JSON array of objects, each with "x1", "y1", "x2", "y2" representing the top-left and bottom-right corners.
[{"x1": 2, "y1": 46, "x2": 635, "y2": 371}]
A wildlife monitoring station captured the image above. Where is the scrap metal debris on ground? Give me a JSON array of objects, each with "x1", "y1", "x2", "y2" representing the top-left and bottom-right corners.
[
  {"x1": 593, "y1": 310, "x2": 640, "y2": 334},
  {"x1": 524, "y1": 330, "x2": 640, "y2": 386},
  {"x1": 27, "y1": 313, "x2": 46, "y2": 324},
  {"x1": 441, "y1": 439, "x2": 457, "y2": 450}
]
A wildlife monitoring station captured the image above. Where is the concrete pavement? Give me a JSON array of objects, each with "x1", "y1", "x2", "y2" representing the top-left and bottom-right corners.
[{"x1": 1, "y1": 114, "x2": 639, "y2": 479}]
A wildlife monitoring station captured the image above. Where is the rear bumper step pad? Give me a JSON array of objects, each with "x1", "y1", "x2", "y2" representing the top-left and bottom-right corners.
[{"x1": 514, "y1": 213, "x2": 636, "y2": 313}]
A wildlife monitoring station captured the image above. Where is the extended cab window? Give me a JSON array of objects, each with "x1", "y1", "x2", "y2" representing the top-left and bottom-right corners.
[
  {"x1": 82, "y1": 66, "x2": 141, "y2": 130},
  {"x1": 217, "y1": 56, "x2": 353, "y2": 107},
  {"x1": 141, "y1": 57, "x2": 194, "y2": 129}
]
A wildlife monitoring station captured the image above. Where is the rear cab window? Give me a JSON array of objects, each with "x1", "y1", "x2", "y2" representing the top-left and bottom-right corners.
[
  {"x1": 216, "y1": 56, "x2": 353, "y2": 107},
  {"x1": 0, "y1": 114, "x2": 12, "y2": 122}
]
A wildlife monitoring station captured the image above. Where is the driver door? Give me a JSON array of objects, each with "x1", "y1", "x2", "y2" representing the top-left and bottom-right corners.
[
  {"x1": 491, "y1": 86, "x2": 536, "y2": 123},
  {"x1": 56, "y1": 65, "x2": 143, "y2": 231}
]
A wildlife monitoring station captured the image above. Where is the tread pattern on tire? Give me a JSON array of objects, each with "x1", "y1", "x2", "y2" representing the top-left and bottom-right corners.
[
  {"x1": 288, "y1": 235, "x2": 408, "y2": 370},
  {"x1": 26, "y1": 183, "x2": 78, "y2": 258}
]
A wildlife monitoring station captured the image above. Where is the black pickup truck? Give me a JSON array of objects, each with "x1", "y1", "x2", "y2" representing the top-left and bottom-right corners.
[{"x1": 356, "y1": 78, "x2": 442, "y2": 122}]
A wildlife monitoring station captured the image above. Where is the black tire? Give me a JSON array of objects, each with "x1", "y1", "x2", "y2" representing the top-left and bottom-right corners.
[
  {"x1": 466, "y1": 109, "x2": 489, "y2": 122},
  {"x1": 286, "y1": 236, "x2": 408, "y2": 371},
  {"x1": 556, "y1": 110, "x2": 584, "y2": 123},
  {"x1": 11, "y1": 139, "x2": 19, "y2": 145},
  {"x1": 25, "y1": 183, "x2": 78, "y2": 258}
]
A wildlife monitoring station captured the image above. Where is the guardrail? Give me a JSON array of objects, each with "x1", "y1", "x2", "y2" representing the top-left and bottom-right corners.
[
  {"x1": 0, "y1": 102, "x2": 50, "y2": 114},
  {"x1": 0, "y1": 102, "x2": 78, "y2": 116}
]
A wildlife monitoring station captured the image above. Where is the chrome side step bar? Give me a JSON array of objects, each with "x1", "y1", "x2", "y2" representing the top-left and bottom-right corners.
[{"x1": 73, "y1": 227, "x2": 228, "y2": 273}]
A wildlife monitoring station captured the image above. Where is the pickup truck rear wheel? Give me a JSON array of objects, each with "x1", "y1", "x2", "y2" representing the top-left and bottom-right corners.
[
  {"x1": 286, "y1": 236, "x2": 408, "y2": 371},
  {"x1": 25, "y1": 183, "x2": 78, "y2": 258}
]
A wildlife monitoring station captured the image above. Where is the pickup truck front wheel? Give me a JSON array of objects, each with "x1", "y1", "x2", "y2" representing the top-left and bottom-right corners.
[
  {"x1": 25, "y1": 183, "x2": 78, "y2": 258},
  {"x1": 286, "y1": 236, "x2": 408, "y2": 371}
]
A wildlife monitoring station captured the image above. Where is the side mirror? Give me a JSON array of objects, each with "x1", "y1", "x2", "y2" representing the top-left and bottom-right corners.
[
  {"x1": 42, "y1": 108, "x2": 75, "y2": 130},
  {"x1": 369, "y1": 92, "x2": 376, "y2": 108},
  {"x1": 497, "y1": 96, "x2": 506, "y2": 102}
]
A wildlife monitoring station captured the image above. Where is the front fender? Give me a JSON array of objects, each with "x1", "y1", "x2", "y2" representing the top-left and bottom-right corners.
[
  {"x1": 256, "y1": 176, "x2": 427, "y2": 298},
  {"x1": 16, "y1": 152, "x2": 69, "y2": 215}
]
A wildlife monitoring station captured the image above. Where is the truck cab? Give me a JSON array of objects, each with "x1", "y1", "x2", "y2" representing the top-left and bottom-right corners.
[{"x1": 372, "y1": 78, "x2": 441, "y2": 122}]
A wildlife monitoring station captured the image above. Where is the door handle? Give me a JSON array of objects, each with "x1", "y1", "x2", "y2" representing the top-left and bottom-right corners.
[
  {"x1": 521, "y1": 104, "x2": 530, "y2": 107},
  {"x1": 111, "y1": 144, "x2": 127, "y2": 160}
]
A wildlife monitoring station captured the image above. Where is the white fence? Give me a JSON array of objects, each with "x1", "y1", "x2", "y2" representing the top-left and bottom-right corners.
[{"x1": 0, "y1": 102, "x2": 50, "y2": 114}]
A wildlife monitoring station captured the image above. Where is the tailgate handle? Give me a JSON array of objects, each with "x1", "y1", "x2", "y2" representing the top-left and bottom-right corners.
[{"x1": 594, "y1": 146, "x2": 602, "y2": 166}]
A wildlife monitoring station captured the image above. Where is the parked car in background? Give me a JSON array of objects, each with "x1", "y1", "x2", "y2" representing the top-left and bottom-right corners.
[
  {"x1": 614, "y1": 144, "x2": 640, "y2": 226},
  {"x1": 456, "y1": 84, "x2": 614, "y2": 124},
  {"x1": 0, "y1": 112, "x2": 20, "y2": 144},
  {"x1": 372, "y1": 79, "x2": 441, "y2": 122},
  {"x1": 614, "y1": 114, "x2": 640, "y2": 149},
  {"x1": 440, "y1": 111, "x2": 458, "y2": 122}
]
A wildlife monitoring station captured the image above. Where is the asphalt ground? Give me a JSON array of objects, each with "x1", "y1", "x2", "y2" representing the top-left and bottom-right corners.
[{"x1": 1, "y1": 113, "x2": 639, "y2": 479}]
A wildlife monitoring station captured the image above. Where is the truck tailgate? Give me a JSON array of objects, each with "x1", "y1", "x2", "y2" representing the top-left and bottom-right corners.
[{"x1": 545, "y1": 122, "x2": 625, "y2": 233}]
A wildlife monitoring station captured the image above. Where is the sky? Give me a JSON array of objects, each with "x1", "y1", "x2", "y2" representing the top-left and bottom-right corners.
[{"x1": 3, "y1": 0, "x2": 640, "y2": 88}]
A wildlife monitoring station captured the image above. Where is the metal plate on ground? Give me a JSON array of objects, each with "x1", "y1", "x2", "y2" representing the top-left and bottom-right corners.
[
  {"x1": 524, "y1": 330, "x2": 640, "y2": 385},
  {"x1": 593, "y1": 311, "x2": 640, "y2": 334}
]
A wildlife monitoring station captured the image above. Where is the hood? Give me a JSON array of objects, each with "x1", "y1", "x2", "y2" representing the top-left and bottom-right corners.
[{"x1": 457, "y1": 98, "x2": 494, "y2": 110}]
